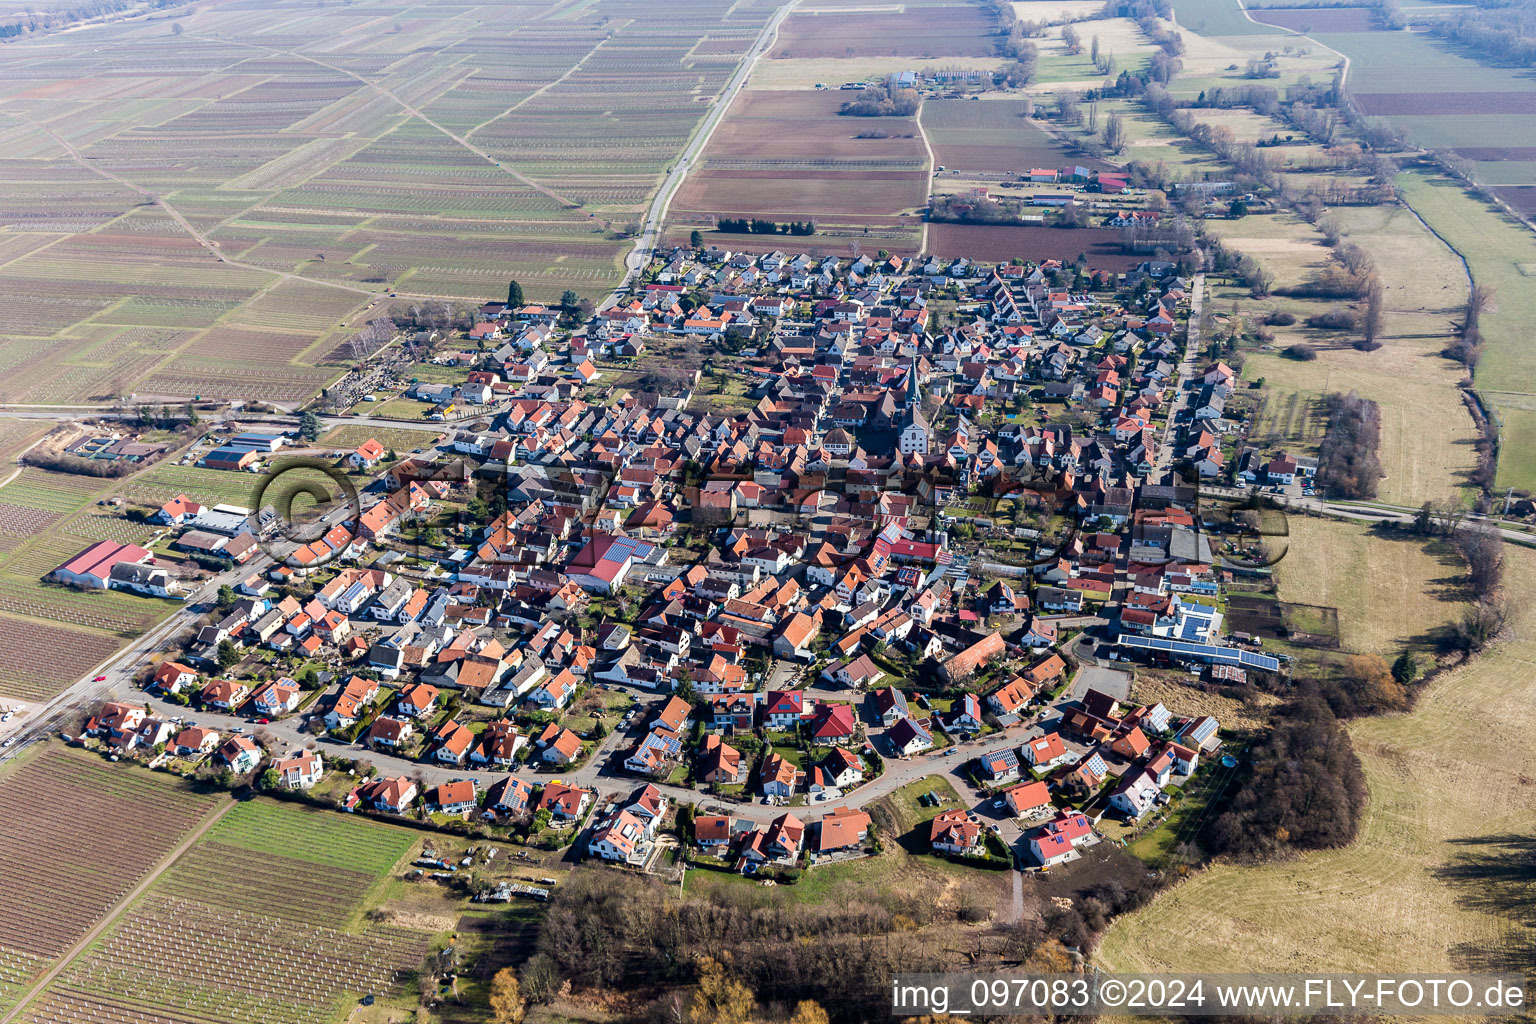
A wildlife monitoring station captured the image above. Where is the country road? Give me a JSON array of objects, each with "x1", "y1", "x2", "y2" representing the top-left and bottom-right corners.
[
  {"x1": 606, "y1": 0, "x2": 802, "y2": 304},
  {"x1": 0, "y1": 555, "x2": 270, "y2": 755}
]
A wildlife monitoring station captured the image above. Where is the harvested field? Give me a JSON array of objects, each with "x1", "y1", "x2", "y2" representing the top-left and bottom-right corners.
[
  {"x1": 1449, "y1": 148, "x2": 1536, "y2": 162},
  {"x1": 1100, "y1": 543, "x2": 1536, "y2": 982},
  {"x1": 770, "y1": 5, "x2": 1000, "y2": 58},
  {"x1": 927, "y1": 222, "x2": 1141, "y2": 269},
  {"x1": 1249, "y1": 5, "x2": 1379, "y2": 31},
  {"x1": 921, "y1": 98, "x2": 1109, "y2": 176},
  {"x1": 0, "y1": 746, "x2": 221, "y2": 1014},
  {"x1": 671, "y1": 88, "x2": 929, "y2": 225},
  {"x1": 1491, "y1": 184, "x2": 1536, "y2": 216},
  {"x1": 1352, "y1": 91, "x2": 1536, "y2": 117}
]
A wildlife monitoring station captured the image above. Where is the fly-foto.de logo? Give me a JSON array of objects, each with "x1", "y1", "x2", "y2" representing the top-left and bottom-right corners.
[{"x1": 249, "y1": 458, "x2": 362, "y2": 569}]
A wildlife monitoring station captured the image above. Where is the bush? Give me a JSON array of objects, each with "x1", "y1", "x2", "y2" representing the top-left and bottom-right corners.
[
  {"x1": 1265, "y1": 310, "x2": 1297, "y2": 326},
  {"x1": 838, "y1": 85, "x2": 920, "y2": 117},
  {"x1": 1306, "y1": 308, "x2": 1361, "y2": 331},
  {"x1": 1282, "y1": 344, "x2": 1317, "y2": 361}
]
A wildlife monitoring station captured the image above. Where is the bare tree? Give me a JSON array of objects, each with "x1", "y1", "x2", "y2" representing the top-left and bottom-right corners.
[
  {"x1": 1455, "y1": 521, "x2": 1504, "y2": 599},
  {"x1": 1357, "y1": 275, "x2": 1384, "y2": 351},
  {"x1": 345, "y1": 317, "x2": 397, "y2": 362}
]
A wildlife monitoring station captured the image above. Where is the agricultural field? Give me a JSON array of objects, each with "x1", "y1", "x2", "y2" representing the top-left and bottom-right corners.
[
  {"x1": 1253, "y1": 21, "x2": 1536, "y2": 188},
  {"x1": 318, "y1": 424, "x2": 445, "y2": 454},
  {"x1": 0, "y1": 0, "x2": 796, "y2": 405},
  {"x1": 1393, "y1": 171, "x2": 1536, "y2": 493},
  {"x1": 748, "y1": 55, "x2": 1005, "y2": 90},
  {"x1": 1249, "y1": 5, "x2": 1381, "y2": 32},
  {"x1": 1098, "y1": 542, "x2": 1536, "y2": 980},
  {"x1": 927, "y1": 221, "x2": 1144, "y2": 267},
  {"x1": 768, "y1": 3, "x2": 1000, "y2": 58},
  {"x1": 1167, "y1": 0, "x2": 1273, "y2": 35},
  {"x1": 0, "y1": 745, "x2": 223, "y2": 1016},
  {"x1": 1143, "y1": 3, "x2": 1335, "y2": 97},
  {"x1": 0, "y1": 437, "x2": 211, "y2": 702},
  {"x1": 668, "y1": 87, "x2": 929, "y2": 252},
  {"x1": 922, "y1": 98, "x2": 1110, "y2": 178},
  {"x1": 123, "y1": 461, "x2": 274, "y2": 509},
  {"x1": 15, "y1": 797, "x2": 440, "y2": 1024}
]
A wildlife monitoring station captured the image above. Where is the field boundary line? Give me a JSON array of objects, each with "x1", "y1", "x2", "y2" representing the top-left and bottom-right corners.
[
  {"x1": 915, "y1": 98, "x2": 938, "y2": 254},
  {"x1": 465, "y1": 24, "x2": 623, "y2": 141},
  {"x1": 12, "y1": 115, "x2": 387, "y2": 303},
  {"x1": 0, "y1": 431, "x2": 55, "y2": 492},
  {"x1": 214, "y1": 37, "x2": 587, "y2": 210},
  {"x1": 612, "y1": 0, "x2": 803, "y2": 302},
  {"x1": 0, "y1": 795, "x2": 237, "y2": 1024}
]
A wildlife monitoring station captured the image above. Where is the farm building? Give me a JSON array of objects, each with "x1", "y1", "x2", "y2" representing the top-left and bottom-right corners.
[
  {"x1": 49, "y1": 540, "x2": 152, "y2": 589},
  {"x1": 201, "y1": 446, "x2": 261, "y2": 472}
]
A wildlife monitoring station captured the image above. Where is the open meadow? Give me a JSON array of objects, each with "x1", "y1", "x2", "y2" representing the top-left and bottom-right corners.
[
  {"x1": 1393, "y1": 170, "x2": 1536, "y2": 493},
  {"x1": 1273, "y1": 518, "x2": 1470, "y2": 657},
  {"x1": 1097, "y1": 542, "x2": 1536, "y2": 983},
  {"x1": 1206, "y1": 201, "x2": 1480, "y2": 506},
  {"x1": 0, "y1": 0, "x2": 797, "y2": 404}
]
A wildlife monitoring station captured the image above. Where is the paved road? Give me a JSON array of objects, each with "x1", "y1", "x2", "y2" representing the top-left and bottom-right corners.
[
  {"x1": 0, "y1": 555, "x2": 273, "y2": 754},
  {"x1": 0, "y1": 405, "x2": 445, "y2": 438},
  {"x1": 605, "y1": 0, "x2": 802, "y2": 305},
  {"x1": 1155, "y1": 272, "x2": 1203, "y2": 479},
  {"x1": 1199, "y1": 483, "x2": 1536, "y2": 549}
]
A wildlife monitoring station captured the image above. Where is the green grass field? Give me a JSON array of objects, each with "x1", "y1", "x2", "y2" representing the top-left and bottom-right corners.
[
  {"x1": 1169, "y1": 0, "x2": 1271, "y2": 35},
  {"x1": 1395, "y1": 170, "x2": 1536, "y2": 491},
  {"x1": 203, "y1": 799, "x2": 417, "y2": 878}
]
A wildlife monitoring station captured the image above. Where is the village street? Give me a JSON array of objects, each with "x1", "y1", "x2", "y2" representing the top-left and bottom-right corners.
[
  {"x1": 104, "y1": 665, "x2": 1056, "y2": 843},
  {"x1": 1153, "y1": 273, "x2": 1203, "y2": 477}
]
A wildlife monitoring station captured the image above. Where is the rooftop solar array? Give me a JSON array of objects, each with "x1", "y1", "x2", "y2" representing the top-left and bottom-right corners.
[{"x1": 1115, "y1": 634, "x2": 1280, "y2": 672}]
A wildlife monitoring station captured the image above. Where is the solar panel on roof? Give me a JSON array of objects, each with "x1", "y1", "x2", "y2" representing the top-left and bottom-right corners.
[{"x1": 1115, "y1": 634, "x2": 1279, "y2": 673}]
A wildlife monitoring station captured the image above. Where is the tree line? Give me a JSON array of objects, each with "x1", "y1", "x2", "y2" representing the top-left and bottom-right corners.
[
  {"x1": 1429, "y1": 0, "x2": 1536, "y2": 67},
  {"x1": 514, "y1": 845, "x2": 1161, "y2": 1021},
  {"x1": 837, "y1": 85, "x2": 920, "y2": 117},
  {"x1": 716, "y1": 218, "x2": 816, "y2": 236}
]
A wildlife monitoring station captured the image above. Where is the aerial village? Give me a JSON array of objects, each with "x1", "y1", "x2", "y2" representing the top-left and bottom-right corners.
[{"x1": 71, "y1": 241, "x2": 1291, "y2": 877}]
